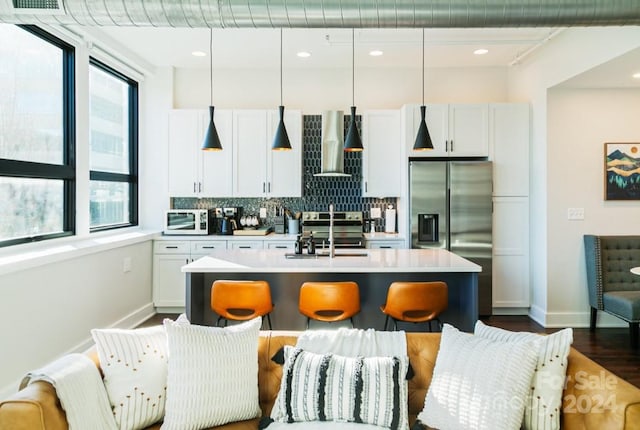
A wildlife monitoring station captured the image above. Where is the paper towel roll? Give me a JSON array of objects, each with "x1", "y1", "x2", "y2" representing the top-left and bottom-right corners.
[{"x1": 385, "y1": 208, "x2": 396, "y2": 233}]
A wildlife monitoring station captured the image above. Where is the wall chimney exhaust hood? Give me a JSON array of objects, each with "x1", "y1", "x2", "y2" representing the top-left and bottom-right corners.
[{"x1": 314, "y1": 110, "x2": 350, "y2": 177}]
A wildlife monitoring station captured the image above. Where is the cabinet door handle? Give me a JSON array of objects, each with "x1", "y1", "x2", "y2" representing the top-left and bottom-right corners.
[
  {"x1": 202, "y1": 246, "x2": 216, "y2": 249},
  {"x1": 379, "y1": 246, "x2": 392, "y2": 249},
  {"x1": 263, "y1": 182, "x2": 266, "y2": 193},
  {"x1": 450, "y1": 140, "x2": 454, "y2": 152},
  {"x1": 274, "y1": 245, "x2": 287, "y2": 249},
  {"x1": 268, "y1": 182, "x2": 271, "y2": 193},
  {"x1": 186, "y1": 258, "x2": 190, "y2": 264},
  {"x1": 238, "y1": 246, "x2": 251, "y2": 249},
  {"x1": 193, "y1": 182, "x2": 196, "y2": 193},
  {"x1": 166, "y1": 246, "x2": 178, "y2": 249},
  {"x1": 365, "y1": 182, "x2": 368, "y2": 192}
]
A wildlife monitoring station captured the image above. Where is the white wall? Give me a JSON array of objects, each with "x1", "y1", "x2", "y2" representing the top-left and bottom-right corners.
[
  {"x1": 508, "y1": 26, "x2": 640, "y2": 326},
  {"x1": 174, "y1": 66, "x2": 509, "y2": 110},
  {"x1": 0, "y1": 241, "x2": 154, "y2": 400},
  {"x1": 546, "y1": 88, "x2": 640, "y2": 326}
]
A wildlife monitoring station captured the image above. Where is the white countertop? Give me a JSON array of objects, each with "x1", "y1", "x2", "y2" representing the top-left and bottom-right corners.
[
  {"x1": 158, "y1": 232, "x2": 405, "y2": 241},
  {"x1": 182, "y1": 248, "x2": 481, "y2": 273}
]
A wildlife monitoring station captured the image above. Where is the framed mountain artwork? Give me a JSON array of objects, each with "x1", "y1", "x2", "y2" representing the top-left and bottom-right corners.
[{"x1": 605, "y1": 143, "x2": 640, "y2": 200}]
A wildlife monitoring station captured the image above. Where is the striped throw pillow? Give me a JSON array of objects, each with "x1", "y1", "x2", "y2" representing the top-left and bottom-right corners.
[
  {"x1": 474, "y1": 321, "x2": 573, "y2": 430},
  {"x1": 271, "y1": 346, "x2": 409, "y2": 430}
]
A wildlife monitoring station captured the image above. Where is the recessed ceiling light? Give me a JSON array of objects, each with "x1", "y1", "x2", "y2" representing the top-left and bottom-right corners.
[
  {"x1": 297, "y1": 51, "x2": 311, "y2": 58},
  {"x1": 633, "y1": 72, "x2": 640, "y2": 79},
  {"x1": 192, "y1": 51, "x2": 206, "y2": 57},
  {"x1": 369, "y1": 50, "x2": 384, "y2": 57},
  {"x1": 474, "y1": 48, "x2": 489, "y2": 55}
]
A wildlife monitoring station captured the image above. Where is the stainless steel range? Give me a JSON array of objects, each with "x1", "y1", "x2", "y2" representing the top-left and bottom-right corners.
[{"x1": 301, "y1": 211, "x2": 364, "y2": 248}]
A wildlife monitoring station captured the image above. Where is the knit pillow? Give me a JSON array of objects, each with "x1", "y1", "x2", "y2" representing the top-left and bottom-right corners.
[
  {"x1": 161, "y1": 316, "x2": 261, "y2": 430},
  {"x1": 91, "y1": 325, "x2": 168, "y2": 430},
  {"x1": 271, "y1": 346, "x2": 410, "y2": 430},
  {"x1": 474, "y1": 321, "x2": 573, "y2": 430},
  {"x1": 417, "y1": 324, "x2": 539, "y2": 430}
]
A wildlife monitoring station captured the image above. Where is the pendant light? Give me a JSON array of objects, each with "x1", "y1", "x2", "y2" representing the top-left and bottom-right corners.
[
  {"x1": 413, "y1": 28, "x2": 434, "y2": 151},
  {"x1": 272, "y1": 28, "x2": 292, "y2": 151},
  {"x1": 202, "y1": 28, "x2": 223, "y2": 151},
  {"x1": 344, "y1": 28, "x2": 363, "y2": 152}
]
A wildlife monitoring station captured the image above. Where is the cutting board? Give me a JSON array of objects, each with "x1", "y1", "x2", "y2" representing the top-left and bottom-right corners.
[{"x1": 233, "y1": 227, "x2": 273, "y2": 236}]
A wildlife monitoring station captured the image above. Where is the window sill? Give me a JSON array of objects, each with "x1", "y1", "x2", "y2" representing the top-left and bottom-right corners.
[{"x1": 0, "y1": 228, "x2": 161, "y2": 276}]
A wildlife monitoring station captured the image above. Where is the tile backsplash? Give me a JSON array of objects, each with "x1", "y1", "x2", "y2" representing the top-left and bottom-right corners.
[{"x1": 172, "y1": 114, "x2": 397, "y2": 231}]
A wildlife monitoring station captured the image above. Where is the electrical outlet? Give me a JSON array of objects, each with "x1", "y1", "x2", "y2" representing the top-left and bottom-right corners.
[
  {"x1": 370, "y1": 207, "x2": 382, "y2": 218},
  {"x1": 567, "y1": 208, "x2": 585, "y2": 220},
  {"x1": 123, "y1": 257, "x2": 132, "y2": 273},
  {"x1": 259, "y1": 207, "x2": 267, "y2": 218}
]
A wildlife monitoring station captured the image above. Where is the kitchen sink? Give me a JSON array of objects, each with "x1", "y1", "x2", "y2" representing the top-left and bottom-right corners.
[{"x1": 285, "y1": 252, "x2": 368, "y2": 259}]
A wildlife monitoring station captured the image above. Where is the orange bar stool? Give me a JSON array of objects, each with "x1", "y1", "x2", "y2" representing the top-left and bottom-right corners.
[
  {"x1": 211, "y1": 280, "x2": 274, "y2": 329},
  {"x1": 299, "y1": 281, "x2": 360, "y2": 329},
  {"x1": 380, "y1": 281, "x2": 448, "y2": 331}
]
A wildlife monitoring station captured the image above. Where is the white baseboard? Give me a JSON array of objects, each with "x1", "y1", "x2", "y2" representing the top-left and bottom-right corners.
[
  {"x1": 491, "y1": 307, "x2": 530, "y2": 316},
  {"x1": 529, "y1": 305, "x2": 627, "y2": 328},
  {"x1": 0, "y1": 303, "x2": 156, "y2": 402}
]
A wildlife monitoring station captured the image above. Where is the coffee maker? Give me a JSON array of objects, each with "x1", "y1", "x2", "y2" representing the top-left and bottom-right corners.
[{"x1": 213, "y1": 207, "x2": 242, "y2": 235}]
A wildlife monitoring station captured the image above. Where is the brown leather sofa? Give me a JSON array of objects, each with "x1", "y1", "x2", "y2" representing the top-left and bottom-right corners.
[{"x1": 1, "y1": 331, "x2": 640, "y2": 430}]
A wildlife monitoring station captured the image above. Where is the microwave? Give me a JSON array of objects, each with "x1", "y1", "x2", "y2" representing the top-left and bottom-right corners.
[{"x1": 164, "y1": 209, "x2": 213, "y2": 235}]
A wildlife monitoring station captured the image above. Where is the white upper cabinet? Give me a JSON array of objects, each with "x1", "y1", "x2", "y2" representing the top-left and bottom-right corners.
[
  {"x1": 404, "y1": 103, "x2": 489, "y2": 157},
  {"x1": 362, "y1": 110, "x2": 401, "y2": 197},
  {"x1": 168, "y1": 109, "x2": 233, "y2": 197},
  {"x1": 233, "y1": 109, "x2": 302, "y2": 198},
  {"x1": 489, "y1": 103, "x2": 530, "y2": 196},
  {"x1": 267, "y1": 109, "x2": 303, "y2": 197}
]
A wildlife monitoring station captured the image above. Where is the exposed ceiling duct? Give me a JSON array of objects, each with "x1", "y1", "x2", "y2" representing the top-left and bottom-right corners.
[{"x1": 1, "y1": 0, "x2": 640, "y2": 28}]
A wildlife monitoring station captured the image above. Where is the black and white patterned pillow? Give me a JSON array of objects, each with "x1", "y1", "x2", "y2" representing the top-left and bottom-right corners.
[{"x1": 270, "y1": 346, "x2": 409, "y2": 430}]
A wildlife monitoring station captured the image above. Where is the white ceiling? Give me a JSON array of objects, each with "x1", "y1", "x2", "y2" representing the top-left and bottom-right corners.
[
  {"x1": 90, "y1": 26, "x2": 640, "y2": 88},
  {"x1": 93, "y1": 27, "x2": 562, "y2": 70}
]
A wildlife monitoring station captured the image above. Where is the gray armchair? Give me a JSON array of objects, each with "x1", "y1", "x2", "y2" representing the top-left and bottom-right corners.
[{"x1": 584, "y1": 235, "x2": 640, "y2": 348}]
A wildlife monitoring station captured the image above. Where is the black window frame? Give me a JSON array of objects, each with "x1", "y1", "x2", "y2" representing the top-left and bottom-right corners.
[
  {"x1": 0, "y1": 24, "x2": 76, "y2": 248},
  {"x1": 88, "y1": 57, "x2": 139, "y2": 232}
]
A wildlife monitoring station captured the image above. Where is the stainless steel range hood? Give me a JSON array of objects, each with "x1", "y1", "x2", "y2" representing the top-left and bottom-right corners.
[{"x1": 314, "y1": 111, "x2": 350, "y2": 177}]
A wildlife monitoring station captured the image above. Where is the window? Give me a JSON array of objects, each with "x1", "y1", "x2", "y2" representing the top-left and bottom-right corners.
[
  {"x1": 89, "y1": 59, "x2": 138, "y2": 231},
  {"x1": 0, "y1": 25, "x2": 75, "y2": 247}
]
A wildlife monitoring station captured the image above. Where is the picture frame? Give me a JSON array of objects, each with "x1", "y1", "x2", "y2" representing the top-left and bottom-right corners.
[{"x1": 605, "y1": 143, "x2": 640, "y2": 200}]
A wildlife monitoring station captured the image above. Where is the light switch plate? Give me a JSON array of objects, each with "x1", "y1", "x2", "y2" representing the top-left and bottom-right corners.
[
  {"x1": 567, "y1": 208, "x2": 585, "y2": 220},
  {"x1": 370, "y1": 207, "x2": 382, "y2": 218}
]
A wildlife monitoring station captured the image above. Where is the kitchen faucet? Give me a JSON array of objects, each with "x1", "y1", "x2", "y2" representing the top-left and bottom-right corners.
[{"x1": 329, "y1": 203, "x2": 335, "y2": 258}]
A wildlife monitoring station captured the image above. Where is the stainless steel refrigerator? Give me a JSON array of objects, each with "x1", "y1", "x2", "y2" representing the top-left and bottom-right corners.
[{"x1": 409, "y1": 160, "x2": 493, "y2": 316}]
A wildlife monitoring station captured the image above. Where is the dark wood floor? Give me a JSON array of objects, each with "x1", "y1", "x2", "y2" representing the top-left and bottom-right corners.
[{"x1": 143, "y1": 314, "x2": 640, "y2": 388}]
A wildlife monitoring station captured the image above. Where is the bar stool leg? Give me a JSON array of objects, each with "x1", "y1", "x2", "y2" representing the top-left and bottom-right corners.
[
  {"x1": 266, "y1": 314, "x2": 273, "y2": 330},
  {"x1": 349, "y1": 317, "x2": 355, "y2": 328},
  {"x1": 383, "y1": 315, "x2": 390, "y2": 331}
]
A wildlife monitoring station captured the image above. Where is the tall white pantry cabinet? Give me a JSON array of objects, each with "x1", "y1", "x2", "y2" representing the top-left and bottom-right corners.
[{"x1": 490, "y1": 103, "x2": 530, "y2": 311}]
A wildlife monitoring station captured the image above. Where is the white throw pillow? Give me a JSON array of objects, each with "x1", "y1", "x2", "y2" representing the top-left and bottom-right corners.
[
  {"x1": 161, "y1": 316, "x2": 261, "y2": 430},
  {"x1": 91, "y1": 325, "x2": 168, "y2": 430},
  {"x1": 474, "y1": 320, "x2": 573, "y2": 430},
  {"x1": 271, "y1": 346, "x2": 409, "y2": 430},
  {"x1": 417, "y1": 324, "x2": 539, "y2": 430}
]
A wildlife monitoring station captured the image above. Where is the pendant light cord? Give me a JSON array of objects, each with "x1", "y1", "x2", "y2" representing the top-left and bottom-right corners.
[
  {"x1": 280, "y1": 28, "x2": 283, "y2": 105},
  {"x1": 421, "y1": 28, "x2": 425, "y2": 106},
  {"x1": 210, "y1": 27, "x2": 213, "y2": 106},
  {"x1": 352, "y1": 28, "x2": 355, "y2": 106}
]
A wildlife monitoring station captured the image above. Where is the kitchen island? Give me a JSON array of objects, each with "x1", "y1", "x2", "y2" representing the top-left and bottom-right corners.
[{"x1": 182, "y1": 248, "x2": 481, "y2": 331}]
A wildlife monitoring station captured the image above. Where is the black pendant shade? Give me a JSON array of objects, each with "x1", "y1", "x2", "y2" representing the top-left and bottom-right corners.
[
  {"x1": 413, "y1": 105, "x2": 434, "y2": 151},
  {"x1": 272, "y1": 105, "x2": 292, "y2": 150},
  {"x1": 202, "y1": 106, "x2": 223, "y2": 151},
  {"x1": 344, "y1": 106, "x2": 363, "y2": 152}
]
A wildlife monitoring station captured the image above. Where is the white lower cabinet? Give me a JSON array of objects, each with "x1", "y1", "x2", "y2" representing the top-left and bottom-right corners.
[
  {"x1": 153, "y1": 240, "x2": 227, "y2": 309},
  {"x1": 365, "y1": 239, "x2": 405, "y2": 249},
  {"x1": 492, "y1": 197, "x2": 530, "y2": 309},
  {"x1": 153, "y1": 241, "x2": 191, "y2": 308},
  {"x1": 228, "y1": 240, "x2": 264, "y2": 249},
  {"x1": 267, "y1": 241, "x2": 295, "y2": 250}
]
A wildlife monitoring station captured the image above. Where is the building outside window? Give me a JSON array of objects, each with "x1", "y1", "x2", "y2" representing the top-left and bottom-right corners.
[
  {"x1": 0, "y1": 24, "x2": 75, "y2": 247},
  {"x1": 88, "y1": 59, "x2": 138, "y2": 231}
]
